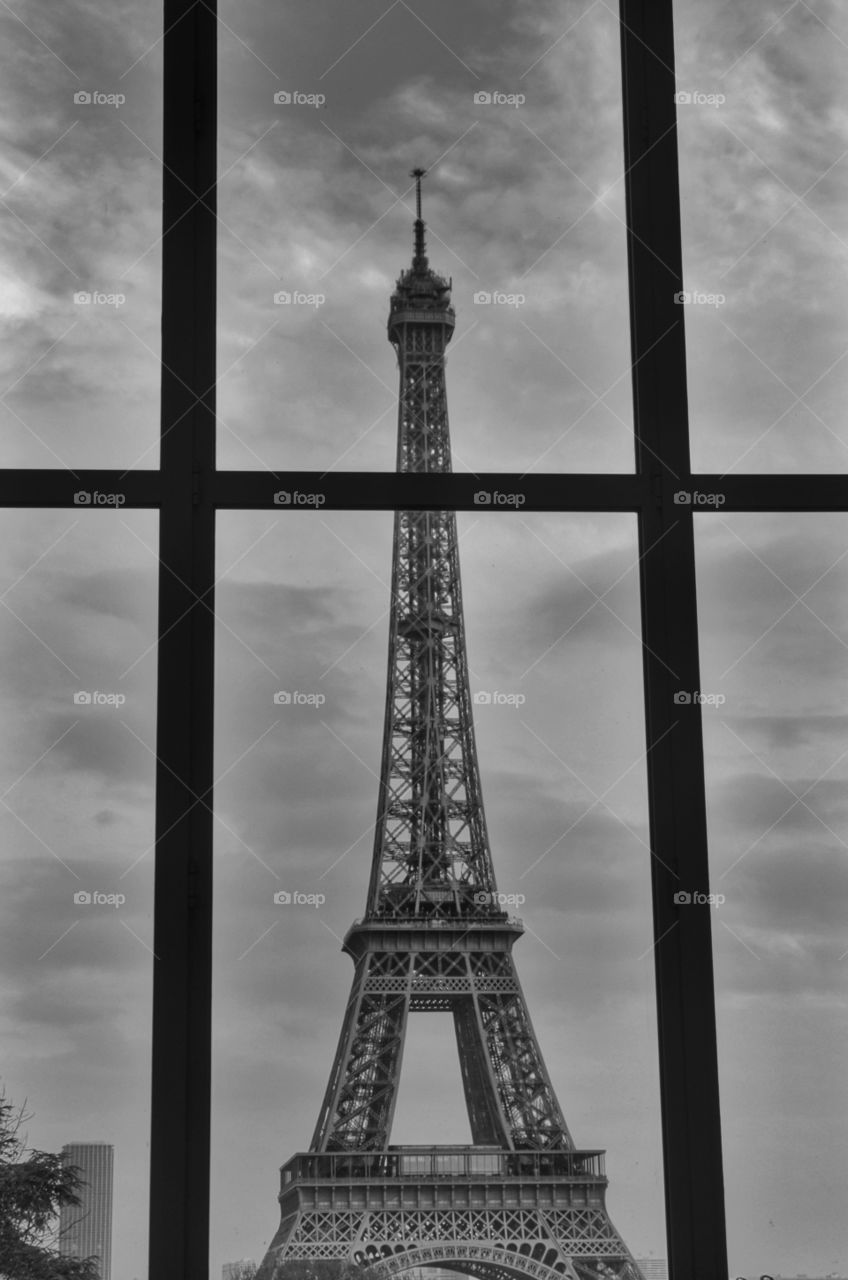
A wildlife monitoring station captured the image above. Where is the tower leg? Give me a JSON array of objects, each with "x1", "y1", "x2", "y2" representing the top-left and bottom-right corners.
[{"x1": 311, "y1": 953, "x2": 410, "y2": 1152}]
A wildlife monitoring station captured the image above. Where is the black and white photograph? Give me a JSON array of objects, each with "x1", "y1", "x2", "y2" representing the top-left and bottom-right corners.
[{"x1": 1, "y1": 3, "x2": 847, "y2": 1280}]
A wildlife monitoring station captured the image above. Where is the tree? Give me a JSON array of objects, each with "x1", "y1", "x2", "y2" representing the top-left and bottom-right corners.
[
  {"x1": 0, "y1": 1091, "x2": 101, "y2": 1280},
  {"x1": 271, "y1": 1263, "x2": 368, "y2": 1280}
]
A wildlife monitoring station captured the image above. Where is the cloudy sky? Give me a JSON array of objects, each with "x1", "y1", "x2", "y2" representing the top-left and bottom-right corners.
[{"x1": 1, "y1": 1, "x2": 847, "y2": 1279}]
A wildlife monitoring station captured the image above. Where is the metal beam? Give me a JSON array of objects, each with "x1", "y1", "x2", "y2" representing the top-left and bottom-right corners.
[
  {"x1": 0, "y1": 471, "x2": 161, "y2": 507},
  {"x1": 211, "y1": 471, "x2": 644, "y2": 511},
  {"x1": 148, "y1": 2, "x2": 217, "y2": 1278},
  {"x1": 4, "y1": 469, "x2": 848, "y2": 513},
  {"x1": 620, "y1": 3, "x2": 728, "y2": 1278}
]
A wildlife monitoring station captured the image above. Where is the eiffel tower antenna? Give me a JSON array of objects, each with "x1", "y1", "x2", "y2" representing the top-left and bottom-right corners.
[
  {"x1": 410, "y1": 165, "x2": 427, "y2": 268},
  {"x1": 257, "y1": 182, "x2": 646, "y2": 1280},
  {"x1": 410, "y1": 166, "x2": 426, "y2": 217}
]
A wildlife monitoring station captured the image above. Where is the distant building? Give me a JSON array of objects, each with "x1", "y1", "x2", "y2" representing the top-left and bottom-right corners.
[
  {"x1": 222, "y1": 1262, "x2": 257, "y2": 1279},
  {"x1": 58, "y1": 1142, "x2": 113, "y2": 1280},
  {"x1": 636, "y1": 1262, "x2": 668, "y2": 1280}
]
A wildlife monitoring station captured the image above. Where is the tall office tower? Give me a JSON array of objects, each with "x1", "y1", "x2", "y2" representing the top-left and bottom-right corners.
[
  {"x1": 59, "y1": 1142, "x2": 113, "y2": 1279},
  {"x1": 635, "y1": 1263, "x2": 668, "y2": 1280}
]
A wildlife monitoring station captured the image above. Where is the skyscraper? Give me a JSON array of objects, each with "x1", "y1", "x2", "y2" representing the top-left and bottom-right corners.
[
  {"x1": 222, "y1": 1262, "x2": 257, "y2": 1279},
  {"x1": 635, "y1": 1262, "x2": 668, "y2": 1280},
  {"x1": 59, "y1": 1142, "x2": 113, "y2": 1280}
]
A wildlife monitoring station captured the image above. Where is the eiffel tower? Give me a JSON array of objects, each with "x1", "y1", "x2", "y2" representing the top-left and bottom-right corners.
[{"x1": 256, "y1": 171, "x2": 645, "y2": 1280}]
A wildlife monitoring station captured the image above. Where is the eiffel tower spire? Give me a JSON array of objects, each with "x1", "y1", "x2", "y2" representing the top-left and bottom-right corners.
[
  {"x1": 257, "y1": 173, "x2": 645, "y2": 1280},
  {"x1": 410, "y1": 166, "x2": 428, "y2": 268},
  {"x1": 366, "y1": 167, "x2": 500, "y2": 925}
]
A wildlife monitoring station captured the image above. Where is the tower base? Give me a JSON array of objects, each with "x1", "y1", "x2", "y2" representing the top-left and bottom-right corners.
[{"x1": 256, "y1": 1148, "x2": 645, "y2": 1280}]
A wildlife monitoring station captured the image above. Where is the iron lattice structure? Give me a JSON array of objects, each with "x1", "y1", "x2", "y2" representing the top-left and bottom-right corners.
[{"x1": 257, "y1": 176, "x2": 644, "y2": 1280}]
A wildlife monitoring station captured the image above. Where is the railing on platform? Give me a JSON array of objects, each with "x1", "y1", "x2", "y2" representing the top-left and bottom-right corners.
[{"x1": 281, "y1": 1146, "x2": 606, "y2": 1185}]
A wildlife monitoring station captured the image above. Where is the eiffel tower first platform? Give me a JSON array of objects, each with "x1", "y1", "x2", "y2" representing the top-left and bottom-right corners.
[{"x1": 256, "y1": 172, "x2": 645, "y2": 1280}]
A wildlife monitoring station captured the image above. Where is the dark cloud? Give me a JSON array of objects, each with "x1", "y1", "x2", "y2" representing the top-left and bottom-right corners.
[
  {"x1": 726, "y1": 712, "x2": 848, "y2": 750},
  {"x1": 94, "y1": 808, "x2": 120, "y2": 825}
]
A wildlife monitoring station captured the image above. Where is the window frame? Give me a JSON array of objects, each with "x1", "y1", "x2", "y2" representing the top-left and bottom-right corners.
[{"x1": 4, "y1": 2, "x2": 843, "y2": 1276}]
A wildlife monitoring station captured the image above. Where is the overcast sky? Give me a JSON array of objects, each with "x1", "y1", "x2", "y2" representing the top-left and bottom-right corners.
[{"x1": 1, "y1": 1, "x2": 847, "y2": 1279}]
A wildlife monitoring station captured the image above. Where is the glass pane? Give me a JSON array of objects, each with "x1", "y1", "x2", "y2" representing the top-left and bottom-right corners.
[
  {"x1": 695, "y1": 513, "x2": 848, "y2": 1278},
  {"x1": 0, "y1": 4, "x2": 162, "y2": 469},
  {"x1": 675, "y1": 0, "x2": 848, "y2": 472},
  {"x1": 218, "y1": 1, "x2": 633, "y2": 472},
  {"x1": 212, "y1": 510, "x2": 666, "y2": 1278},
  {"x1": 0, "y1": 509, "x2": 158, "y2": 1280}
]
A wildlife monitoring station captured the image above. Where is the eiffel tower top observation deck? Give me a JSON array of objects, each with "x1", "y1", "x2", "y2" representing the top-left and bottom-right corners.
[{"x1": 387, "y1": 167, "x2": 455, "y2": 346}]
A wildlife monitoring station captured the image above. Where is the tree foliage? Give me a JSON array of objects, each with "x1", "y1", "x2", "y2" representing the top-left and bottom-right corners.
[
  {"x1": 0, "y1": 1091, "x2": 101, "y2": 1280},
  {"x1": 275, "y1": 1263, "x2": 369, "y2": 1280}
]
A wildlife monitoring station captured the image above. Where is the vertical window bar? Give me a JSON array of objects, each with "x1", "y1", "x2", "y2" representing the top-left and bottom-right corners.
[
  {"x1": 149, "y1": 2, "x2": 217, "y2": 1278},
  {"x1": 620, "y1": 3, "x2": 728, "y2": 1277}
]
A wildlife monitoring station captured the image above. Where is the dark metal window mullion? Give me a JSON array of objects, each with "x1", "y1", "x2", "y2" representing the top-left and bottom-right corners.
[
  {"x1": 620, "y1": 3, "x2": 729, "y2": 1278},
  {"x1": 149, "y1": 3, "x2": 217, "y2": 1279}
]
